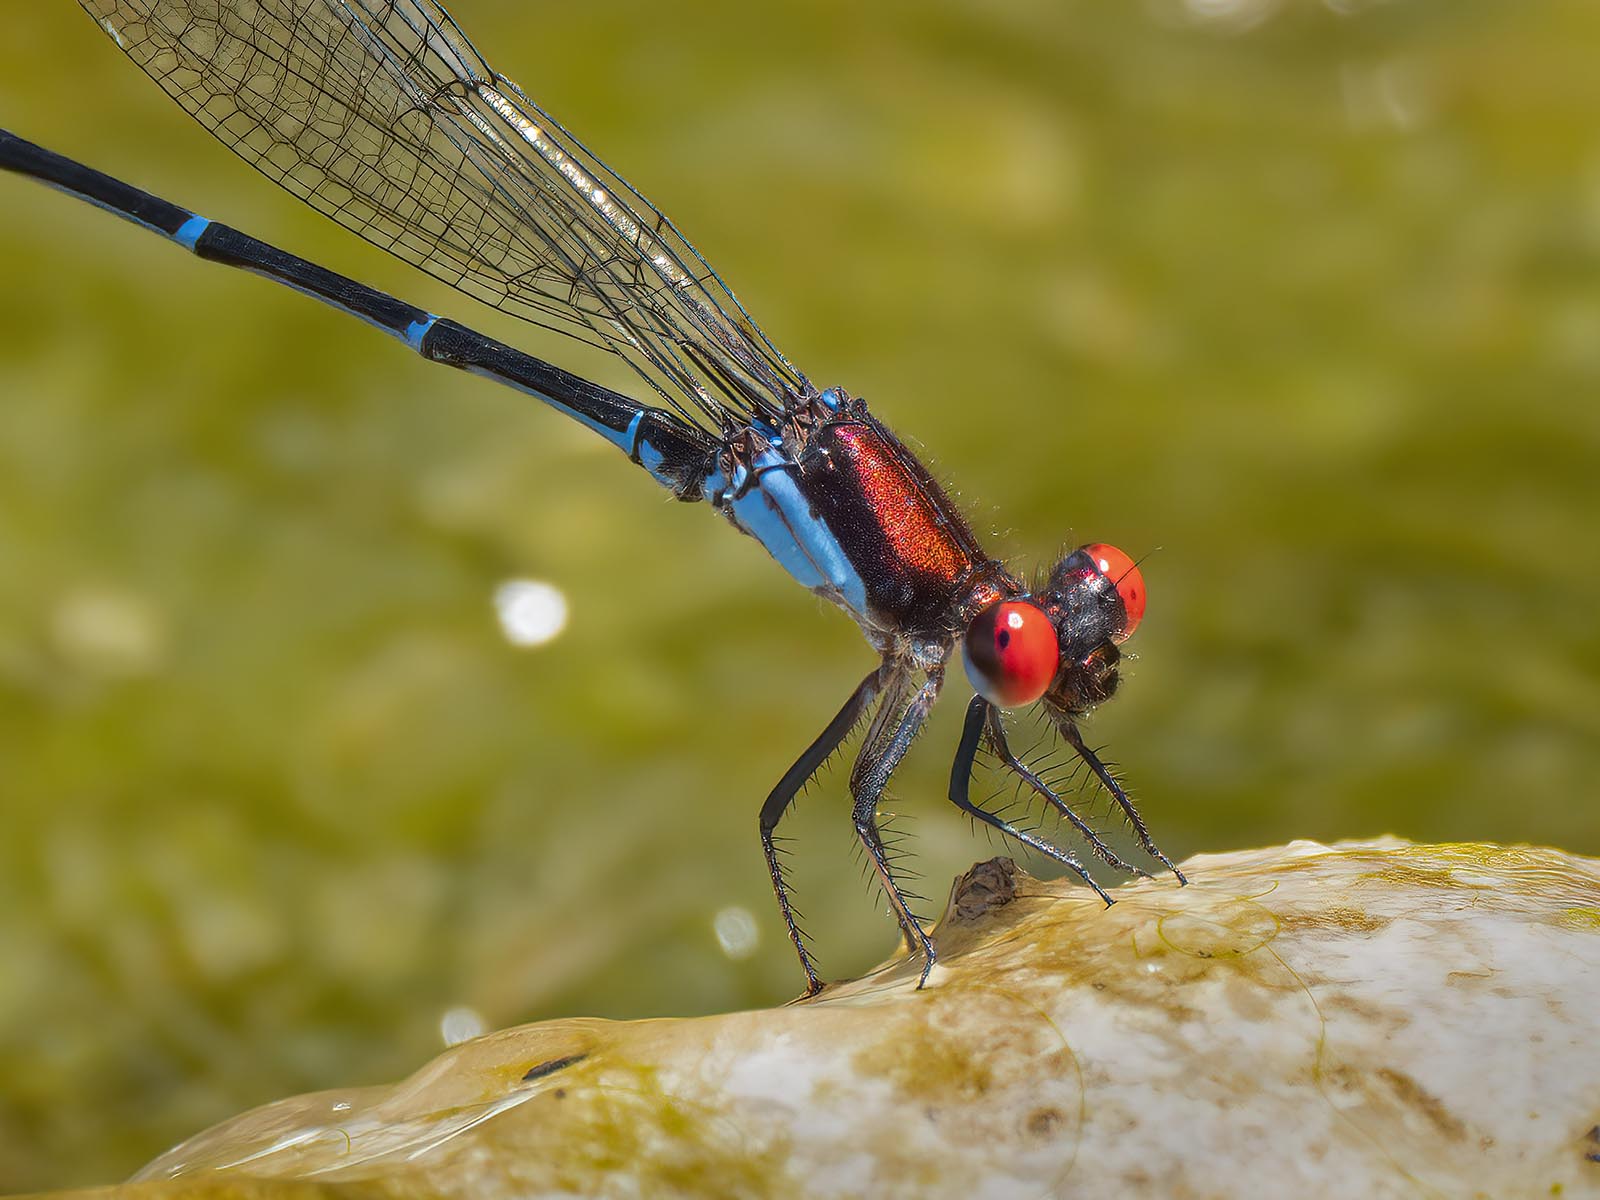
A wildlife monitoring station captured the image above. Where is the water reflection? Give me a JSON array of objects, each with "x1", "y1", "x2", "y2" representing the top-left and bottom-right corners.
[
  {"x1": 493, "y1": 579, "x2": 568, "y2": 648},
  {"x1": 713, "y1": 906, "x2": 761, "y2": 961}
]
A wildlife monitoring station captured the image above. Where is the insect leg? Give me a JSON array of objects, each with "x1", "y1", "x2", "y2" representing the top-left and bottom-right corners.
[
  {"x1": 1058, "y1": 719, "x2": 1187, "y2": 884},
  {"x1": 849, "y1": 663, "x2": 943, "y2": 987},
  {"x1": 982, "y1": 706, "x2": 1147, "y2": 877},
  {"x1": 946, "y1": 697, "x2": 1114, "y2": 905},
  {"x1": 759, "y1": 664, "x2": 887, "y2": 997}
]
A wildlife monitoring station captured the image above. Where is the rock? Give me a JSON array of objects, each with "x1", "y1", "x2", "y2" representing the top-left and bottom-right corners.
[{"x1": 37, "y1": 840, "x2": 1600, "y2": 1198}]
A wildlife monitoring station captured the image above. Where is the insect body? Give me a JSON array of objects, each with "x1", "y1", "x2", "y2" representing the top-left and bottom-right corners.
[{"x1": 0, "y1": 0, "x2": 1183, "y2": 995}]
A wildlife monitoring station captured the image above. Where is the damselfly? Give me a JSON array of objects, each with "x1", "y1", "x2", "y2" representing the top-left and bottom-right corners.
[{"x1": 1, "y1": 0, "x2": 1184, "y2": 995}]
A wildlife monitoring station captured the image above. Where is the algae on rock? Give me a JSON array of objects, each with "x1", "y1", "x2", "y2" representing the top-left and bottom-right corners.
[{"x1": 43, "y1": 840, "x2": 1600, "y2": 1198}]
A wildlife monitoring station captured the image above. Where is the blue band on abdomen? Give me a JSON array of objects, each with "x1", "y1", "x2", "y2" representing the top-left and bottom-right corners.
[
  {"x1": 403, "y1": 315, "x2": 437, "y2": 351},
  {"x1": 172, "y1": 214, "x2": 210, "y2": 250}
]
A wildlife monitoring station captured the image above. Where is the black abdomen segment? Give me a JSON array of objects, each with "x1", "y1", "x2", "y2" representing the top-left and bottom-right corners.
[{"x1": 0, "y1": 129, "x2": 715, "y2": 498}]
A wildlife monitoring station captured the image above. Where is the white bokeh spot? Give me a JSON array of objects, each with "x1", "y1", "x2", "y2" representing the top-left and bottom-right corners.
[
  {"x1": 713, "y1": 906, "x2": 761, "y2": 961},
  {"x1": 493, "y1": 579, "x2": 568, "y2": 648}
]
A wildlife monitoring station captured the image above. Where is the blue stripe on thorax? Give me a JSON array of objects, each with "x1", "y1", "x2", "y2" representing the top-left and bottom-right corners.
[
  {"x1": 702, "y1": 418, "x2": 869, "y2": 621},
  {"x1": 817, "y1": 386, "x2": 847, "y2": 414}
]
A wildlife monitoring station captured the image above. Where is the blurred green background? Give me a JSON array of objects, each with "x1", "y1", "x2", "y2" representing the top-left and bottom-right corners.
[{"x1": 2, "y1": 0, "x2": 1598, "y2": 1189}]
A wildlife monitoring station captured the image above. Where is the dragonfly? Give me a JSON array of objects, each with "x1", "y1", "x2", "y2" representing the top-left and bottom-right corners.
[{"x1": 1, "y1": 0, "x2": 1184, "y2": 996}]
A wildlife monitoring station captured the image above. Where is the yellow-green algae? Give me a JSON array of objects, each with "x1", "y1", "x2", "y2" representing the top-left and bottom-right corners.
[
  {"x1": 12, "y1": 838, "x2": 1600, "y2": 1200},
  {"x1": 1560, "y1": 907, "x2": 1600, "y2": 930}
]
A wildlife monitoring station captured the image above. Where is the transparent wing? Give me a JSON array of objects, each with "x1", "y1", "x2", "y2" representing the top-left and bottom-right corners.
[{"x1": 80, "y1": 0, "x2": 809, "y2": 430}]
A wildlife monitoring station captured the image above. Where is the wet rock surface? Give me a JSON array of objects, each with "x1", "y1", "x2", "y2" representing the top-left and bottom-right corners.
[{"x1": 29, "y1": 840, "x2": 1600, "y2": 1199}]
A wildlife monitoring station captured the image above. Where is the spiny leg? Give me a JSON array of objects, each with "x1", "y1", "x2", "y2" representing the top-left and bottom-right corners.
[
  {"x1": 760, "y1": 665, "x2": 887, "y2": 997},
  {"x1": 1058, "y1": 719, "x2": 1188, "y2": 884},
  {"x1": 849, "y1": 663, "x2": 944, "y2": 987},
  {"x1": 980, "y1": 705, "x2": 1148, "y2": 878},
  {"x1": 947, "y1": 697, "x2": 1114, "y2": 906},
  {"x1": 852, "y1": 666, "x2": 925, "y2": 958}
]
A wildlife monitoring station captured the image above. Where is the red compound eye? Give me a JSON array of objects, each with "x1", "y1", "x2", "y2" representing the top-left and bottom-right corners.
[
  {"x1": 1085, "y1": 542, "x2": 1146, "y2": 641},
  {"x1": 962, "y1": 600, "x2": 1061, "y2": 708}
]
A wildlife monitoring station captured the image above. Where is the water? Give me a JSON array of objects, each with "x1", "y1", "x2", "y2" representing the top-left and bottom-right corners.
[{"x1": 1, "y1": 0, "x2": 1597, "y2": 1188}]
